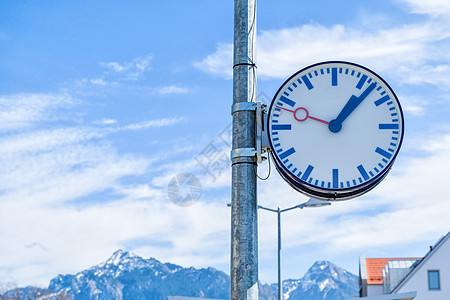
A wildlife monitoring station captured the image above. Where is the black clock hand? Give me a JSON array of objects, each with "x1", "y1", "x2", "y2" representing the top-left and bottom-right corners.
[{"x1": 329, "y1": 82, "x2": 377, "y2": 133}]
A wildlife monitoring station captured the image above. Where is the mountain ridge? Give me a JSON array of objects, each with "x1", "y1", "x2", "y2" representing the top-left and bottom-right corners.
[{"x1": 1, "y1": 250, "x2": 358, "y2": 300}]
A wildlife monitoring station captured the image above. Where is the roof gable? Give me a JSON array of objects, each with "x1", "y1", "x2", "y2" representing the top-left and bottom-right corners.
[{"x1": 392, "y1": 231, "x2": 450, "y2": 293}]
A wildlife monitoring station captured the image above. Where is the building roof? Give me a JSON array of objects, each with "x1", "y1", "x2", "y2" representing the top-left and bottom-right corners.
[
  {"x1": 391, "y1": 231, "x2": 450, "y2": 293},
  {"x1": 366, "y1": 258, "x2": 391, "y2": 284},
  {"x1": 365, "y1": 258, "x2": 422, "y2": 285}
]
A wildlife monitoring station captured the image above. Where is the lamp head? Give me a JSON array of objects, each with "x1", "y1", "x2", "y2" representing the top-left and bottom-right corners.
[{"x1": 302, "y1": 198, "x2": 331, "y2": 208}]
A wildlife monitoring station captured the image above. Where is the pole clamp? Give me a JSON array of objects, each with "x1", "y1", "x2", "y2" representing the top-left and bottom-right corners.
[
  {"x1": 231, "y1": 102, "x2": 256, "y2": 115},
  {"x1": 230, "y1": 147, "x2": 257, "y2": 160}
]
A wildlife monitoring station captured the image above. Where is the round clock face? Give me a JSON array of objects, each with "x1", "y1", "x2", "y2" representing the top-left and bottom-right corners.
[{"x1": 267, "y1": 61, "x2": 404, "y2": 200}]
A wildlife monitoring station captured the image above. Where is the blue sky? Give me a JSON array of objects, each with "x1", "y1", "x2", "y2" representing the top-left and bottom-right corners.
[{"x1": 1, "y1": 0, "x2": 450, "y2": 288}]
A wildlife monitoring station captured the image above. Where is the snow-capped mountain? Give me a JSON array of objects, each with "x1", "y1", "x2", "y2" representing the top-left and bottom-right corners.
[
  {"x1": 1, "y1": 251, "x2": 358, "y2": 300},
  {"x1": 48, "y1": 250, "x2": 230, "y2": 300},
  {"x1": 262, "y1": 261, "x2": 358, "y2": 300},
  {"x1": 286, "y1": 261, "x2": 359, "y2": 300}
]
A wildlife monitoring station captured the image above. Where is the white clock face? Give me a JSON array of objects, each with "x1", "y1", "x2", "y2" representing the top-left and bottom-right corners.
[{"x1": 267, "y1": 61, "x2": 404, "y2": 200}]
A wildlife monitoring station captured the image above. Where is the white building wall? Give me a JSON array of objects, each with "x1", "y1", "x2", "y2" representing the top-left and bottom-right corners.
[
  {"x1": 396, "y1": 236, "x2": 450, "y2": 300},
  {"x1": 367, "y1": 284, "x2": 384, "y2": 296}
]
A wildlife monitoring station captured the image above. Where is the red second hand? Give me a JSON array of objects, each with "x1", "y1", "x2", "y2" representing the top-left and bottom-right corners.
[
  {"x1": 276, "y1": 106, "x2": 295, "y2": 113},
  {"x1": 276, "y1": 105, "x2": 329, "y2": 125},
  {"x1": 308, "y1": 115, "x2": 329, "y2": 125}
]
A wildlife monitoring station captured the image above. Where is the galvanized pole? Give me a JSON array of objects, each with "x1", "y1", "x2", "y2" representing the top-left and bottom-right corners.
[
  {"x1": 277, "y1": 207, "x2": 282, "y2": 300},
  {"x1": 231, "y1": 0, "x2": 258, "y2": 300}
]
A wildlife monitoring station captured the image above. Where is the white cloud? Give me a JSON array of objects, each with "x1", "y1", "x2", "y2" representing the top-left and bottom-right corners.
[
  {"x1": 77, "y1": 55, "x2": 191, "y2": 97},
  {"x1": 157, "y1": 85, "x2": 191, "y2": 95},
  {"x1": 99, "y1": 54, "x2": 153, "y2": 80},
  {"x1": 259, "y1": 23, "x2": 444, "y2": 78},
  {"x1": 89, "y1": 78, "x2": 108, "y2": 86},
  {"x1": 0, "y1": 128, "x2": 149, "y2": 204},
  {"x1": 0, "y1": 91, "x2": 193, "y2": 285},
  {"x1": 94, "y1": 118, "x2": 118, "y2": 125},
  {"x1": 0, "y1": 114, "x2": 184, "y2": 207},
  {"x1": 0, "y1": 127, "x2": 103, "y2": 156},
  {"x1": 0, "y1": 187, "x2": 230, "y2": 286},
  {"x1": 0, "y1": 135, "x2": 153, "y2": 285},
  {"x1": 397, "y1": 64, "x2": 450, "y2": 86},
  {"x1": 396, "y1": 94, "x2": 429, "y2": 116},
  {"x1": 121, "y1": 117, "x2": 184, "y2": 130},
  {"x1": 197, "y1": 21, "x2": 450, "y2": 88},
  {"x1": 100, "y1": 62, "x2": 125, "y2": 73},
  {"x1": 397, "y1": 0, "x2": 450, "y2": 17},
  {"x1": 194, "y1": 43, "x2": 233, "y2": 79},
  {"x1": 0, "y1": 93, "x2": 75, "y2": 131}
]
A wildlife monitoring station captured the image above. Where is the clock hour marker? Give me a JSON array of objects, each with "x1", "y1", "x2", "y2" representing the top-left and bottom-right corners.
[
  {"x1": 375, "y1": 147, "x2": 392, "y2": 159},
  {"x1": 379, "y1": 123, "x2": 399, "y2": 130},
  {"x1": 357, "y1": 165, "x2": 370, "y2": 181},
  {"x1": 331, "y1": 68, "x2": 338, "y2": 86},
  {"x1": 279, "y1": 147, "x2": 296, "y2": 160},
  {"x1": 356, "y1": 74, "x2": 368, "y2": 89},
  {"x1": 279, "y1": 96, "x2": 296, "y2": 107},
  {"x1": 332, "y1": 169, "x2": 339, "y2": 188},
  {"x1": 374, "y1": 95, "x2": 390, "y2": 106},
  {"x1": 301, "y1": 75, "x2": 314, "y2": 90},
  {"x1": 301, "y1": 165, "x2": 314, "y2": 181},
  {"x1": 272, "y1": 124, "x2": 292, "y2": 130}
]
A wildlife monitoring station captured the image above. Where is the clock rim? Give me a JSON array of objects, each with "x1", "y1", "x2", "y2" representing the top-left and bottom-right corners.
[
  {"x1": 271, "y1": 152, "x2": 394, "y2": 201},
  {"x1": 267, "y1": 60, "x2": 405, "y2": 200}
]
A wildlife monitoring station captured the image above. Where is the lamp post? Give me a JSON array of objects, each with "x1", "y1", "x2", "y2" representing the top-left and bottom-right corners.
[{"x1": 258, "y1": 198, "x2": 331, "y2": 300}]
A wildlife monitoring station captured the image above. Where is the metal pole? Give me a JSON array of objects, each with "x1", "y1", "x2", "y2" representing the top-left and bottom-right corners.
[
  {"x1": 257, "y1": 201, "x2": 330, "y2": 300},
  {"x1": 277, "y1": 207, "x2": 282, "y2": 300},
  {"x1": 231, "y1": 0, "x2": 258, "y2": 300}
]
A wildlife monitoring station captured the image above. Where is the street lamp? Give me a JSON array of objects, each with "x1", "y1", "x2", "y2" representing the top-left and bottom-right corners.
[{"x1": 258, "y1": 198, "x2": 331, "y2": 300}]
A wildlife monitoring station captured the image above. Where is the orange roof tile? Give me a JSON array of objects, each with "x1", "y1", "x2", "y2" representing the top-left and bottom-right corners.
[
  {"x1": 366, "y1": 258, "x2": 390, "y2": 284},
  {"x1": 365, "y1": 258, "x2": 422, "y2": 285}
]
